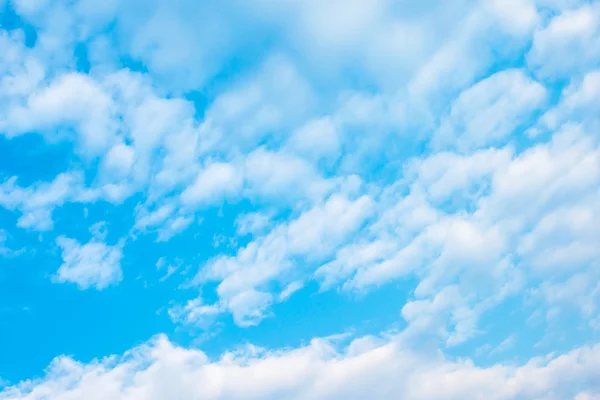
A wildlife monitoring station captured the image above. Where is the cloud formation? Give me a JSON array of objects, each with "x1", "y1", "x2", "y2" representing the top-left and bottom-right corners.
[
  {"x1": 54, "y1": 234, "x2": 123, "y2": 290},
  {"x1": 0, "y1": 0, "x2": 599, "y2": 397},
  {"x1": 1, "y1": 334, "x2": 599, "y2": 400}
]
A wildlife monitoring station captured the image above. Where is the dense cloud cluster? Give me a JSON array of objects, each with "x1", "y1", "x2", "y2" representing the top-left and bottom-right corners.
[
  {"x1": 2, "y1": 334, "x2": 600, "y2": 400},
  {"x1": 1, "y1": 0, "x2": 599, "y2": 397}
]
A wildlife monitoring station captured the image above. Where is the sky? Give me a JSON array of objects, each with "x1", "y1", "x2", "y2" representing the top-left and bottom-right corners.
[{"x1": 0, "y1": 0, "x2": 599, "y2": 398}]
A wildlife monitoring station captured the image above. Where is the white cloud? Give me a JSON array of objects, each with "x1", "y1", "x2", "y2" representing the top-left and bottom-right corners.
[
  {"x1": 1, "y1": 0, "x2": 599, "y2": 389},
  {"x1": 117, "y1": 2, "x2": 237, "y2": 91},
  {"x1": 0, "y1": 0, "x2": 551, "y2": 243},
  {"x1": 489, "y1": 335, "x2": 517, "y2": 357},
  {"x1": 407, "y1": 0, "x2": 538, "y2": 104},
  {"x1": 16, "y1": 208, "x2": 53, "y2": 231},
  {"x1": 133, "y1": 203, "x2": 175, "y2": 231},
  {"x1": 434, "y1": 69, "x2": 547, "y2": 151},
  {"x1": 227, "y1": 289, "x2": 274, "y2": 327},
  {"x1": 54, "y1": 236, "x2": 123, "y2": 290},
  {"x1": 0, "y1": 31, "x2": 44, "y2": 99},
  {"x1": 286, "y1": 193, "x2": 373, "y2": 258},
  {"x1": 278, "y1": 280, "x2": 304, "y2": 301},
  {"x1": 403, "y1": 147, "x2": 514, "y2": 205},
  {"x1": 527, "y1": 3, "x2": 600, "y2": 78},
  {"x1": 1, "y1": 64, "x2": 208, "y2": 238},
  {"x1": 102, "y1": 142, "x2": 136, "y2": 178},
  {"x1": 478, "y1": 128, "x2": 599, "y2": 228},
  {"x1": 535, "y1": 270, "x2": 600, "y2": 326},
  {"x1": 291, "y1": 0, "x2": 388, "y2": 56},
  {"x1": 89, "y1": 221, "x2": 108, "y2": 241},
  {"x1": 121, "y1": 89, "x2": 194, "y2": 154},
  {"x1": 100, "y1": 69, "x2": 203, "y2": 194},
  {"x1": 517, "y1": 195, "x2": 600, "y2": 275},
  {"x1": 484, "y1": 0, "x2": 539, "y2": 35},
  {"x1": 155, "y1": 257, "x2": 182, "y2": 282},
  {"x1": 12, "y1": 0, "x2": 119, "y2": 62},
  {"x1": 317, "y1": 123, "x2": 600, "y2": 344},
  {"x1": 191, "y1": 226, "x2": 289, "y2": 325},
  {"x1": 316, "y1": 147, "x2": 513, "y2": 292},
  {"x1": 168, "y1": 297, "x2": 222, "y2": 328},
  {"x1": 3, "y1": 73, "x2": 117, "y2": 155},
  {"x1": 244, "y1": 148, "x2": 332, "y2": 203},
  {"x1": 540, "y1": 69, "x2": 600, "y2": 132},
  {"x1": 1, "y1": 334, "x2": 599, "y2": 400},
  {"x1": 0, "y1": 172, "x2": 87, "y2": 231},
  {"x1": 180, "y1": 191, "x2": 373, "y2": 327},
  {"x1": 235, "y1": 212, "x2": 272, "y2": 236},
  {"x1": 315, "y1": 238, "x2": 398, "y2": 291},
  {"x1": 180, "y1": 162, "x2": 242, "y2": 207},
  {"x1": 156, "y1": 215, "x2": 194, "y2": 243},
  {"x1": 285, "y1": 117, "x2": 340, "y2": 163},
  {"x1": 203, "y1": 55, "x2": 315, "y2": 151}
]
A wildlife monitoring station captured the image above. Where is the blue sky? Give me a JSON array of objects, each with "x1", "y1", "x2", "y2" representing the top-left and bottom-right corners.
[{"x1": 1, "y1": 0, "x2": 600, "y2": 398}]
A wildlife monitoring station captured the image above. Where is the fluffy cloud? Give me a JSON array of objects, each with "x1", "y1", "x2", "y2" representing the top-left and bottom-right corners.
[
  {"x1": 434, "y1": 69, "x2": 547, "y2": 151},
  {"x1": 540, "y1": 69, "x2": 600, "y2": 132},
  {"x1": 176, "y1": 190, "x2": 374, "y2": 326},
  {"x1": 0, "y1": 173, "x2": 86, "y2": 231},
  {"x1": 244, "y1": 148, "x2": 331, "y2": 203},
  {"x1": 528, "y1": 3, "x2": 600, "y2": 79},
  {"x1": 316, "y1": 124, "x2": 600, "y2": 345},
  {"x1": 0, "y1": 0, "x2": 554, "y2": 239},
  {"x1": 180, "y1": 162, "x2": 242, "y2": 207},
  {"x1": 3, "y1": 73, "x2": 117, "y2": 155},
  {"x1": 285, "y1": 117, "x2": 340, "y2": 163},
  {"x1": 1, "y1": 0, "x2": 600, "y2": 397},
  {"x1": 54, "y1": 235, "x2": 123, "y2": 290},
  {"x1": 1, "y1": 334, "x2": 599, "y2": 400},
  {"x1": 286, "y1": 193, "x2": 373, "y2": 257}
]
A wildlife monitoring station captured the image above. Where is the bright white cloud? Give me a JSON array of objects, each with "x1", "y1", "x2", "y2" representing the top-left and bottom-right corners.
[
  {"x1": 317, "y1": 123, "x2": 600, "y2": 345},
  {"x1": 54, "y1": 235, "x2": 123, "y2": 290},
  {"x1": 286, "y1": 193, "x2": 373, "y2": 258},
  {"x1": 180, "y1": 191, "x2": 374, "y2": 326},
  {"x1": 1, "y1": 334, "x2": 599, "y2": 400},
  {"x1": 3, "y1": 73, "x2": 117, "y2": 155},
  {"x1": 1, "y1": 0, "x2": 599, "y2": 396}
]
